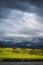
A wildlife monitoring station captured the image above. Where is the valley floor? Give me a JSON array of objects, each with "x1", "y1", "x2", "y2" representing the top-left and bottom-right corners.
[{"x1": 0, "y1": 48, "x2": 43, "y2": 61}]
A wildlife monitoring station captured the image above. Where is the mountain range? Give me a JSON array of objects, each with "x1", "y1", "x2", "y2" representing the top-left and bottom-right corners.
[{"x1": 0, "y1": 38, "x2": 43, "y2": 49}]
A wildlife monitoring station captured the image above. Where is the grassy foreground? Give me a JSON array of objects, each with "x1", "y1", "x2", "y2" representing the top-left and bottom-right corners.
[{"x1": 0, "y1": 47, "x2": 43, "y2": 61}]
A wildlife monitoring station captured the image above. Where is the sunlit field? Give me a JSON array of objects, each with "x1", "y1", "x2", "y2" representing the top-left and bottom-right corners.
[{"x1": 0, "y1": 47, "x2": 43, "y2": 61}]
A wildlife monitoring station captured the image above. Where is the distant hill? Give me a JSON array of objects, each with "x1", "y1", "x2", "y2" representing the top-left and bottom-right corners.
[{"x1": 0, "y1": 38, "x2": 43, "y2": 49}]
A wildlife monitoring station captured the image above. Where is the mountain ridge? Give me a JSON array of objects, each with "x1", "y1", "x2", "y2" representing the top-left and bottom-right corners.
[{"x1": 0, "y1": 38, "x2": 43, "y2": 49}]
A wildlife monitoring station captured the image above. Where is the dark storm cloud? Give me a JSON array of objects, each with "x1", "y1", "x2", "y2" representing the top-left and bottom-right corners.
[
  {"x1": 0, "y1": 0, "x2": 43, "y2": 40},
  {"x1": 0, "y1": 0, "x2": 43, "y2": 16},
  {"x1": 0, "y1": 8, "x2": 11, "y2": 18},
  {"x1": 0, "y1": 0, "x2": 43, "y2": 7}
]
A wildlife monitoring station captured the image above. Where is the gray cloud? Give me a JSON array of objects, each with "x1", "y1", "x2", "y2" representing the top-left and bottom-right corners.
[
  {"x1": 0, "y1": 9, "x2": 43, "y2": 39},
  {"x1": 0, "y1": 0, "x2": 43, "y2": 40},
  {"x1": 0, "y1": 0, "x2": 43, "y2": 17}
]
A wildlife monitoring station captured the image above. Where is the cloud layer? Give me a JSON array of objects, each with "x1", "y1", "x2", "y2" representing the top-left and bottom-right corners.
[
  {"x1": 0, "y1": 0, "x2": 43, "y2": 16},
  {"x1": 0, "y1": 0, "x2": 43, "y2": 40}
]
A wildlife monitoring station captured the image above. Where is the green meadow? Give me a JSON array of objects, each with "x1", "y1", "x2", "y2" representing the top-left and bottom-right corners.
[{"x1": 0, "y1": 47, "x2": 43, "y2": 61}]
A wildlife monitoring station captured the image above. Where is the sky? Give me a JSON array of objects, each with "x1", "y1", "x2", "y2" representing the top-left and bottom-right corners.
[{"x1": 0, "y1": 0, "x2": 43, "y2": 41}]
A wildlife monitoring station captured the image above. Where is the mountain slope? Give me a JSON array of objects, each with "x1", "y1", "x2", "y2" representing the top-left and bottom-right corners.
[{"x1": 0, "y1": 38, "x2": 43, "y2": 49}]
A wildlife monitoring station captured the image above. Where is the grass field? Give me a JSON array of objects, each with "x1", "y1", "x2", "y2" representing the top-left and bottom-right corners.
[{"x1": 0, "y1": 47, "x2": 43, "y2": 61}]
